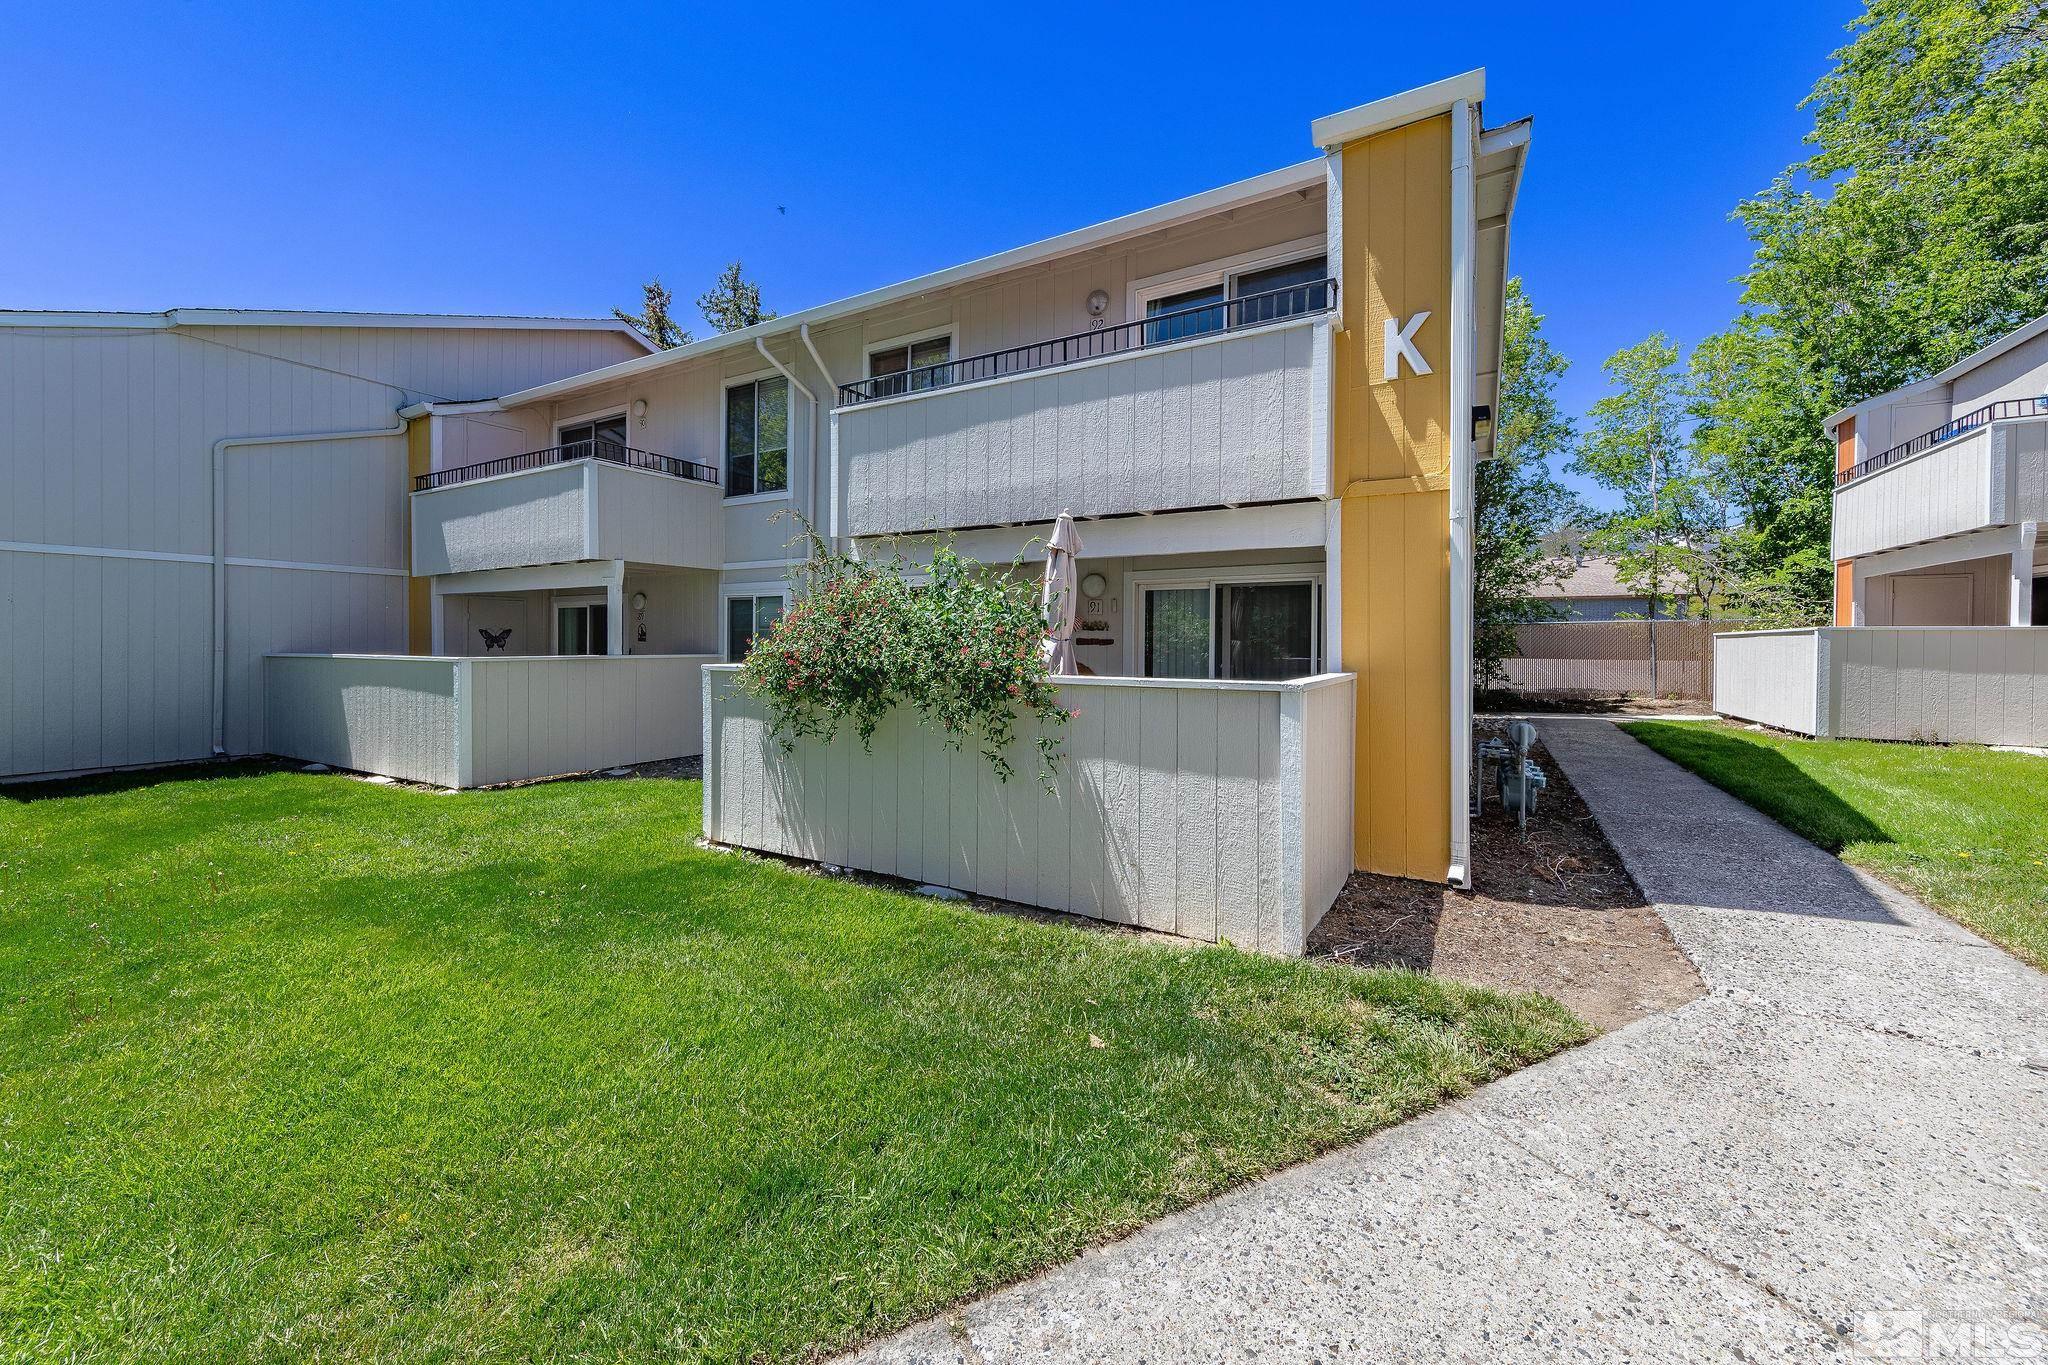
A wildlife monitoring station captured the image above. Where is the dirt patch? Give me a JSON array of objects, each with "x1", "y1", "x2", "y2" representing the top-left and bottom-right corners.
[{"x1": 1308, "y1": 727, "x2": 1704, "y2": 1033}]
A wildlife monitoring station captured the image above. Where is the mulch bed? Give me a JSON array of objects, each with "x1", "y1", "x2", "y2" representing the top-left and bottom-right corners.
[{"x1": 1308, "y1": 724, "x2": 1704, "y2": 1032}]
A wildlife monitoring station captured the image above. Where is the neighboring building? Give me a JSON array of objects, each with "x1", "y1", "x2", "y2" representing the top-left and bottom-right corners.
[
  {"x1": 6, "y1": 70, "x2": 1530, "y2": 900},
  {"x1": 1529, "y1": 542, "x2": 1686, "y2": 621},
  {"x1": 1827, "y1": 312, "x2": 2048, "y2": 626},
  {"x1": 1714, "y1": 311, "x2": 2047, "y2": 744},
  {"x1": 0, "y1": 310, "x2": 651, "y2": 779}
]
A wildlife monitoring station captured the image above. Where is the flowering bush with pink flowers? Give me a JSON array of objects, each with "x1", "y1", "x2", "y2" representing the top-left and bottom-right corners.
[{"x1": 738, "y1": 522, "x2": 1069, "y2": 785}]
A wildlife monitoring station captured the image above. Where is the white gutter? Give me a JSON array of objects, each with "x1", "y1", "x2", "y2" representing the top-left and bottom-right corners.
[
  {"x1": 1446, "y1": 99, "x2": 1478, "y2": 889},
  {"x1": 799, "y1": 323, "x2": 838, "y2": 546},
  {"x1": 753, "y1": 336, "x2": 820, "y2": 535},
  {"x1": 210, "y1": 422, "x2": 407, "y2": 753}
]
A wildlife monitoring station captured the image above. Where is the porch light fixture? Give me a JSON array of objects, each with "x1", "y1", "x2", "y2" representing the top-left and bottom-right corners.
[
  {"x1": 631, "y1": 592, "x2": 647, "y2": 610},
  {"x1": 1471, "y1": 405, "x2": 1493, "y2": 444},
  {"x1": 1079, "y1": 572, "x2": 1108, "y2": 599},
  {"x1": 1086, "y1": 289, "x2": 1110, "y2": 318},
  {"x1": 632, "y1": 398, "x2": 648, "y2": 425}
]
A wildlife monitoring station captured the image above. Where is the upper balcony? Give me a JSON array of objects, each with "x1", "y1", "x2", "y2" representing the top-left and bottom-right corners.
[
  {"x1": 832, "y1": 281, "x2": 1336, "y2": 539},
  {"x1": 1833, "y1": 398, "x2": 2048, "y2": 560},
  {"x1": 411, "y1": 440, "x2": 724, "y2": 576}
]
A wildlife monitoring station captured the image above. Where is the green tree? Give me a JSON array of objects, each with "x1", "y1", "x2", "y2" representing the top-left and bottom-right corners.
[
  {"x1": 1571, "y1": 334, "x2": 1735, "y2": 620},
  {"x1": 612, "y1": 278, "x2": 692, "y2": 349},
  {"x1": 1474, "y1": 278, "x2": 1578, "y2": 691},
  {"x1": 697, "y1": 260, "x2": 776, "y2": 333},
  {"x1": 1693, "y1": 0, "x2": 2048, "y2": 617}
]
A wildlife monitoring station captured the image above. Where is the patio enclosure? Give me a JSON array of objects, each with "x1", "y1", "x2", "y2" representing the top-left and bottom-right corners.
[
  {"x1": 702, "y1": 667, "x2": 1357, "y2": 956},
  {"x1": 265, "y1": 653, "x2": 718, "y2": 787},
  {"x1": 1714, "y1": 627, "x2": 2048, "y2": 745}
]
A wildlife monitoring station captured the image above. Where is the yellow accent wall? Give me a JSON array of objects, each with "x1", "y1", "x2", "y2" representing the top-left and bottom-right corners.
[
  {"x1": 405, "y1": 416, "x2": 432, "y2": 654},
  {"x1": 1333, "y1": 113, "x2": 1454, "y2": 880}
]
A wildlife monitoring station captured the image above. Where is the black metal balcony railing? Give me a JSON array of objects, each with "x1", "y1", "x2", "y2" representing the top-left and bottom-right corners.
[
  {"x1": 414, "y1": 440, "x2": 720, "y2": 492},
  {"x1": 1838, "y1": 394, "x2": 2048, "y2": 486},
  {"x1": 837, "y1": 278, "x2": 1337, "y2": 406}
]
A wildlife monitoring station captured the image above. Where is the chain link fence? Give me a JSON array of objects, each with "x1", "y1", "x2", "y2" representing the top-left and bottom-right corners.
[{"x1": 1502, "y1": 620, "x2": 1743, "y2": 700}]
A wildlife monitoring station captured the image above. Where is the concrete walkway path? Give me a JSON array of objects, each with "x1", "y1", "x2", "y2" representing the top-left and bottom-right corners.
[{"x1": 844, "y1": 719, "x2": 2048, "y2": 1363}]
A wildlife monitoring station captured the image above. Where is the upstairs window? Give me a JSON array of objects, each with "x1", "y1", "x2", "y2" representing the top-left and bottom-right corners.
[
  {"x1": 867, "y1": 335, "x2": 953, "y2": 399},
  {"x1": 1141, "y1": 250, "x2": 1329, "y2": 345},
  {"x1": 725, "y1": 377, "x2": 789, "y2": 498}
]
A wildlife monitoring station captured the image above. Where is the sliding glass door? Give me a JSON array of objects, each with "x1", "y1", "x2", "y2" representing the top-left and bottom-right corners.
[{"x1": 1139, "y1": 577, "x2": 1321, "y2": 681}]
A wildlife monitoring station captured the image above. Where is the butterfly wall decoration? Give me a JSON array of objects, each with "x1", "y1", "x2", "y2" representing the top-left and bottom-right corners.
[{"x1": 479, "y1": 627, "x2": 512, "y2": 652}]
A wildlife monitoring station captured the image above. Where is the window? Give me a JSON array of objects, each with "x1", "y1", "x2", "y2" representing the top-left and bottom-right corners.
[
  {"x1": 1136, "y1": 576, "x2": 1322, "y2": 680},
  {"x1": 1138, "y1": 247, "x2": 1329, "y2": 346},
  {"x1": 1232, "y1": 255, "x2": 1329, "y2": 326},
  {"x1": 867, "y1": 334, "x2": 953, "y2": 398},
  {"x1": 559, "y1": 414, "x2": 628, "y2": 457},
  {"x1": 726, "y1": 594, "x2": 784, "y2": 661},
  {"x1": 1144, "y1": 283, "x2": 1228, "y2": 346},
  {"x1": 556, "y1": 599, "x2": 610, "y2": 655},
  {"x1": 725, "y1": 377, "x2": 789, "y2": 498}
]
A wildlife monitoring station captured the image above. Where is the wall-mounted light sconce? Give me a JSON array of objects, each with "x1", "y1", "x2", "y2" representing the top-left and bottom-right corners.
[
  {"x1": 1079, "y1": 571, "x2": 1108, "y2": 599},
  {"x1": 1471, "y1": 404, "x2": 1494, "y2": 445},
  {"x1": 631, "y1": 592, "x2": 647, "y2": 611},
  {"x1": 632, "y1": 398, "x2": 649, "y2": 427},
  {"x1": 631, "y1": 590, "x2": 648, "y2": 645},
  {"x1": 1086, "y1": 289, "x2": 1110, "y2": 319}
]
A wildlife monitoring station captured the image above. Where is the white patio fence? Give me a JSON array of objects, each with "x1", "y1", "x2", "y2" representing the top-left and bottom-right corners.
[
  {"x1": 1714, "y1": 627, "x2": 2048, "y2": 745},
  {"x1": 702, "y1": 667, "x2": 1357, "y2": 956},
  {"x1": 265, "y1": 653, "x2": 719, "y2": 787}
]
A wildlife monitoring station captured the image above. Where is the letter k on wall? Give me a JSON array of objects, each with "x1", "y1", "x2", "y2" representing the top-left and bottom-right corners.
[{"x1": 1382, "y1": 311, "x2": 1433, "y2": 381}]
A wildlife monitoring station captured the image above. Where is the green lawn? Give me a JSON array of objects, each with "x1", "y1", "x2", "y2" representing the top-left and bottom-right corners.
[
  {"x1": 0, "y1": 766, "x2": 1582, "y2": 1363},
  {"x1": 1622, "y1": 721, "x2": 2048, "y2": 968}
]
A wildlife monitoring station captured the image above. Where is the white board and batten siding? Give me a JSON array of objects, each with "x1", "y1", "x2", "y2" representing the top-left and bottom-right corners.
[
  {"x1": 264, "y1": 653, "x2": 719, "y2": 788},
  {"x1": 1715, "y1": 627, "x2": 2048, "y2": 746},
  {"x1": 835, "y1": 316, "x2": 1333, "y2": 538},
  {"x1": 1832, "y1": 417, "x2": 2048, "y2": 560},
  {"x1": 702, "y1": 667, "x2": 1357, "y2": 956},
  {"x1": 1712, "y1": 630, "x2": 1824, "y2": 736},
  {"x1": 0, "y1": 319, "x2": 647, "y2": 779},
  {"x1": 410, "y1": 461, "x2": 724, "y2": 577}
]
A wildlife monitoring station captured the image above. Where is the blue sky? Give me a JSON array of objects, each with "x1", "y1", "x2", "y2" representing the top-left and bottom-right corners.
[{"x1": 1, "y1": 2, "x2": 1852, "y2": 504}]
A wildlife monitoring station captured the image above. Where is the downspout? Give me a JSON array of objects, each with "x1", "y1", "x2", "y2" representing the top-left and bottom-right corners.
[
  {"x1": 1446, "y1": 99, "x2": 1478, "y2": 889},
  {"x1": 211, "y1": 420, "x2": 407, "y2": 754},
  {"x1": 754, "y1": 335, "x2": 818, "y2": 540},
  {"x1": 799, "y1": 323, "x2": 838, "y2": 547}
]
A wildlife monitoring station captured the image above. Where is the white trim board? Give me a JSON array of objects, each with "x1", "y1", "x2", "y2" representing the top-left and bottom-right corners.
[{"x1": 0, "y1": 539, "x2": 402, "y2": 576}]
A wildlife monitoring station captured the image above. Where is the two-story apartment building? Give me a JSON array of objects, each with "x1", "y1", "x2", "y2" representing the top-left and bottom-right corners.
[
  {"x1": 398, "y1": 71, "x2": 1528, "y2": 885},
  {"x1": 1714, "y1": 311, "x2": 2047, "y2": 744},
  {"x1": 8, "y1": 71, "x2": 1528, "y2": 904},
  {"x1": 1827, "y1": 312, "x2": 2048, "y2": 627}
]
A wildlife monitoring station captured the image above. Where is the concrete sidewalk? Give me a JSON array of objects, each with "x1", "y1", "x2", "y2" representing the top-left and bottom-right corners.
[{"x1": 844, "y1": 719, "x2": 2048, "y2": 1363}]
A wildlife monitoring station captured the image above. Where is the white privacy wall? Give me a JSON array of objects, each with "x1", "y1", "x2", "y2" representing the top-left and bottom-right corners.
[
  {"x1": 265, "y1": 653, "x2": 718, "y2": 787},
  {"x1": 702, "y1": 669, "x2": 1357, "y2": 956},
  {"x1": 1715, "y1": 628, "x2": 2048, "y2": 745},
  {"x1": 834, "y1": 317, "x2": 1332, "y2": 537},
  {"x1": 1713, "y1": 630, "x2": 1824, "y2": 735}
]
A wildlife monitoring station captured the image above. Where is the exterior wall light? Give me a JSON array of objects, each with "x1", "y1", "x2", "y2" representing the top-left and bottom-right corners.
[
  {"x1": 632, "y1": 398, "x2": 649, "y2": 426},
  {"x1": 1079, "y1": 572, "x2": 1108, "y2": 599},
  {"x1": 1471, "y1": 405, "x2": 1493, "y2": 445},
  {"x1": 1086, "y1": 289, "x2": 1110, "y2": 318},
  {"x1": 631, "y1": 592, "x2": 648, "y2": 610}
]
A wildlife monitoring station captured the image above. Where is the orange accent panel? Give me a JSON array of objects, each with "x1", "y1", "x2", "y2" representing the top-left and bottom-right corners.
[
  {"x1": 406, "y1": 416, "x2": 432, "y2": 653},
  {"x1": 1835, "y1": 415, "x2": 1856, "y2": 475},
  {"x1": 1834, "y1": 560, "x2": 1854, "y2": 626}
]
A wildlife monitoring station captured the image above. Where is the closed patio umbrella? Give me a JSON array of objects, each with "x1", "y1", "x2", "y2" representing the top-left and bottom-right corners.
[{"x1": 1040, "y1": 510, "x2": 1084, "y2": 676}]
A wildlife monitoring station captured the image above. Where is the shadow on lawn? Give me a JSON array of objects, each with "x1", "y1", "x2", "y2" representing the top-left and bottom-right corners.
[
  {"x1": 1607, "y1": 721, "x2": 1907, "y2": 925},
  {"x1": 0, "y1": 759, "x2": 281, "y2": 803}
]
